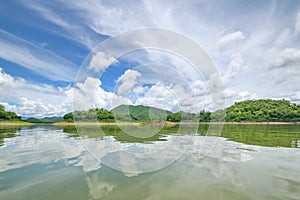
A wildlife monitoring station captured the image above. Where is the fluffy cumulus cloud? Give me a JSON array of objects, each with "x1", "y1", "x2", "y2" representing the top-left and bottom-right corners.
[
  {"x1": 1, "y1": 97, "x2": 70, "y2": 118},
  {"x1": 74, "y1": 76, "x2": 130, "y2": 111},
  {"x1": 2, "y1": 1, "x2": 300, "y2": 117},
  {"x1": 217, "y1": 31, "x2": 245, "y2": 51},
  {"x1": 223, "y1": 54, "x2": 245, "y2": 84},
  {"x1": 0, "y1": 68, "x2": 129, "y2": 117},
  {"x1": 0, "y1": 68, "x2": 73, "y2": 117},
  {"x1": 276, "y1": 91, "x2": 300, "y2": 104},
  {"x1": 224, "y1": 89, "x2": 258, "y2": 106},
  {"x1": 135, "y1": 82, "x2": 179, "y2": 112},
  {"x1": 87, "y1": 52, "x2": 117, "y2": 73},
  {"x1": 116, "y1": 69, "x2": 142, "y2": 96},
  {"x1": 271, "y1": 48, "x2": 300, "y2": 68},
  {"x1": 295, "y1": 11, "x2": 300, "y2": 33}
]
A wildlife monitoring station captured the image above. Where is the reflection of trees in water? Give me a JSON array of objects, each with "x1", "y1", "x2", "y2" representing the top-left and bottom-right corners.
[
  {"x1": 62, "y1": 124, "x2": 199, "y2": 144},
  {"x1": 0, "y1": 126, "x2": 22, "y2": 146},
  {"x1": 62, "y1": 125, "x2": 170, "y2": 143},
  {"x1": 63, "y1": 125, "x2": 104, "y2": 139},
  {"x1": 62, "y1": 124, "x2": 300, "y2": 147},
  {"x1": 199, "y1": 124, "x2": 300, "y2": 148}
]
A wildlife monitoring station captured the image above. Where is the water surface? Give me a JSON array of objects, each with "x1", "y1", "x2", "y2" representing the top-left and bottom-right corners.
[{"x1": 0, "y1": 124, "x2": 300, "y2": 200}]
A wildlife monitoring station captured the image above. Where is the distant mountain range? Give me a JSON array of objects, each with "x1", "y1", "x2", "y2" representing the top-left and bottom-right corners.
[
  {"x1": 111, "y1": 104, "x2": 172, "y2": 121},
  {"x1": 2, "y1": 99, "x2": 300, "y2": 123},
  {"x1": 25, "y1": 116, "x2": 63, "y2": 123}
]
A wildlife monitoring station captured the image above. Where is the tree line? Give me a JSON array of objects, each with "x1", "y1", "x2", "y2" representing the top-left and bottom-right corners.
[
  {"x1": 63, "y1": 99, "x2": 300, "y2": 122},
  {"x1": 0, "y1": 105, "x2": 21, "y2": 121},
  {"x1": 1, "y1": 99, "x2": 299, "y2": 122}
]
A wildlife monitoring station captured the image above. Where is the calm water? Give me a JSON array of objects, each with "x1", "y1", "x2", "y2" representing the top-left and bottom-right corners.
[{"x1": 1, "y1": 124, "x2": 300, "y2": 200}]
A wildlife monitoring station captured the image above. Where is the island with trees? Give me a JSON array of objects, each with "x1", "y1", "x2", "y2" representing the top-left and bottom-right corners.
[
  {"x1": 1, "y1": 99, "x2": 300, "y2": 125},
  {"x1": 58, "y1": 99, "x2": 300, "y2": 124}
]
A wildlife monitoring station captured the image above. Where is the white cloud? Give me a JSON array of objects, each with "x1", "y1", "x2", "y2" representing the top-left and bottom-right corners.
[
  {"x1": 1, "y1": 97, "x2": 70, "y2": 118},
  {"x1": 223, "y1": 54, "x2": 245, "y2": 84},
  {"x1": 62, "y1": 1, "x2": 155, "y2": 36},
  {"x1": 0, "y1": 30, "x2": 77, "y2": 81},
  {"x1": 2, "y1": 0, "x2": 300, "y2": 116},
  {"x1": 116, "y1": 69, "x2": 141, "y2": 96},
  {"x1": 134, "y1": 81, "x2": 203, "y2": 113},
  {"x1": 73, "y1": 76, "x2": 131, "y2": 111},
  {"x1": 135, "y1": 82, "x2": 179, "y2": 112},
  {"x1": 295, "y1": 11, "x2": 300, "y2": 33},
  {"x1": 0, "y1": 68, "x2": 132, "y2": 117},
  {"x1": 276, "y1": 91, "x2": 300, "y2": 104},
  {"x1": 20, "y1": 2, "x2": 101, "y2": 49},
  {"x1": 190, "y1": 80, "x2": 209, "y2": 96},
  {"x1": 0, "y1": 68, "x2": 71, "y2": 117},
  {"x1": 0, "y1": 68, "x2": 72, "y2": 105},
  {"x1": 87, "y1": 52, "x2": 117, "y2": 73},
  {"x1": 271, "y1": 48, "x2": 300, "y2": 68},
  {"x1": 217, "y1": 31, "x2": 245, "y2": 51},
  {"x1": 275, "y1": 29, "x2": 291, "y2": 45},
  {"x1": 224, "y1": 89, "x2": 258, "y2": 106}
]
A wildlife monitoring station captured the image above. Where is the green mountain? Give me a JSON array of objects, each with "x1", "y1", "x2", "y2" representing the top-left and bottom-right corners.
[
  {"x1": 111, "y1": 104, "x2": 172, "y2": 122},
  {"x1": 223, "y1": 99, "x2": 300, "y2": 122},
  {"x1": 62, "y1": 99, "x2": 300, "y2": 123},
  {"x1": 0, "y1": 105, "x2": 21, "y2": 121},
  {"x1": 26, "y1": 116, "x2": 63, "y2": 123},
  {"x1": 63, "y1": 108, "x2": 114, "y2": 122}
]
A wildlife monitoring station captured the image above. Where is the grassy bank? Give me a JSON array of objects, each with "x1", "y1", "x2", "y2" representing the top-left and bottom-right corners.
[
  {"x1": 200, "y1": 121, "x2": 300, "y2": 125},
  {"x1": 0, "y1": 120, "x2": 33, "y2": 126},
  {"x1": 53, "y1": 121, "x2": 177, "y2": 126},
  {"x1": 53, "y1": 121, "x2": 300, "y2": 127}
]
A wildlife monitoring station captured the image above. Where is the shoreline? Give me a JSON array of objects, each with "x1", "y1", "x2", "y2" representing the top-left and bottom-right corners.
[
  {"x1": 201, "y1": 121, "x2": 300, "y2": 125},
  {"x1": 0, "y1": 121, "x2": 33, "y2": 126},
  {"x1": 2, "y1": 121, "x2": 299, "y2": 127},
  {"x1": 53, "y1": 121, "x2": 177, "y2": 126},
  {"x1": 53, "y1": 121, "x2": 300, "y2": 126}
]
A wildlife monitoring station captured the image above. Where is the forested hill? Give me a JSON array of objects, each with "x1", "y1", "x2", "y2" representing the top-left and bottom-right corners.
[
  {"x1": 63, "y1": 105, "x2": 171, "y2": 122},
  {"x1": 0, "y1": 105, "x2": 21, "y2": 121},
  {"x1": 112, "y1": 105, "x2": 172, "y2": 121},
  {"x1": 61, "y1": 99, "x2": 300, "y2": 123},
  {"x1": 223, "y1": 99, "x2": 300, "y2": 122},
  {"x1": 25, "y1": 117, "x2": 63, "y2": 123}
]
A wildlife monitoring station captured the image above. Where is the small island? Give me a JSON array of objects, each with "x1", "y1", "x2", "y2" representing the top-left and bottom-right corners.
[
  {"x1": 1, "y1": 99, "x2": 300, "y2": 126},
  {"x1": 55, "y1": 99, "x2": 300, "y2": 126}
]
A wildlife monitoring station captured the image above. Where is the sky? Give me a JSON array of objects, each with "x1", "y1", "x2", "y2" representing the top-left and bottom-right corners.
[{"x1": 0, "y1": 0, "x2": 300, "y2": 118}]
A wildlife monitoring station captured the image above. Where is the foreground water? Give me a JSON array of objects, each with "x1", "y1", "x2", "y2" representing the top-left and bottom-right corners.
[{"x1": 0, "y1": 124, "x2": 300, "y2": 200}]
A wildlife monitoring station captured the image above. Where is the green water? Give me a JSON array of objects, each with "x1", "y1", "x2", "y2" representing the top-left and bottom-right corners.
[{"x1": 0, "y1": 124, "x2": 300, "y2": 199}]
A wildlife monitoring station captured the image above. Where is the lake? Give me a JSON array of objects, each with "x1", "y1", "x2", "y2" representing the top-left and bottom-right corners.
[{"x1": 1, "y1": 124, "x2": 300, "y2": 200}]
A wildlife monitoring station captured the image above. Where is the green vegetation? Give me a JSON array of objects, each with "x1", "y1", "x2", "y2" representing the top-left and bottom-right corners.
[
  {"x1": 163, "y1": 99, "x2": 299, "y2": 122},
  {"x1": 164, "y1": 99, "x2": 300, "y2": 122},
  {"x1": 61, "y1": 99, "x2": 300, "y2": 123},
  {"x1": 26, "y1": 116, "x2": 63, "y2": 123},
  {"x1": 0, "y1": 105, "x2": 21, "y2": 121},
  {"x1": 198, "y1": 124, "x2": 300, "y2": 148},
  {"x1": 0, "y1": 125, "x2": 22, "y2": 146},
  {"x1": 196, "y1": 99, "x2": 300, "y2": 122},
  {"x1": 112, "y1": 105, "x2": 171, "y2": 122},
  {"x1": 224, "y1": 99, "x2": 300, "y2": 122},
  {"x1": 60, "y1": 123, "x2": 300, "y2": 148},
  {"x1": 63, "y1": 108, "x2": 114, "y2": 122},
  {"x1": 63, "y1": 105, "x2": 171, "y2": 122},
  {"x1": 166, "y1": 111, "x2": 198, "y2": 122}
]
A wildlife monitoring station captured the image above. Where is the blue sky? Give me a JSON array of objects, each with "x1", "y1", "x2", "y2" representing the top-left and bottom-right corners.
[{"x1": 1, "y1": 0, "x2": 300, "y2": 117}]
